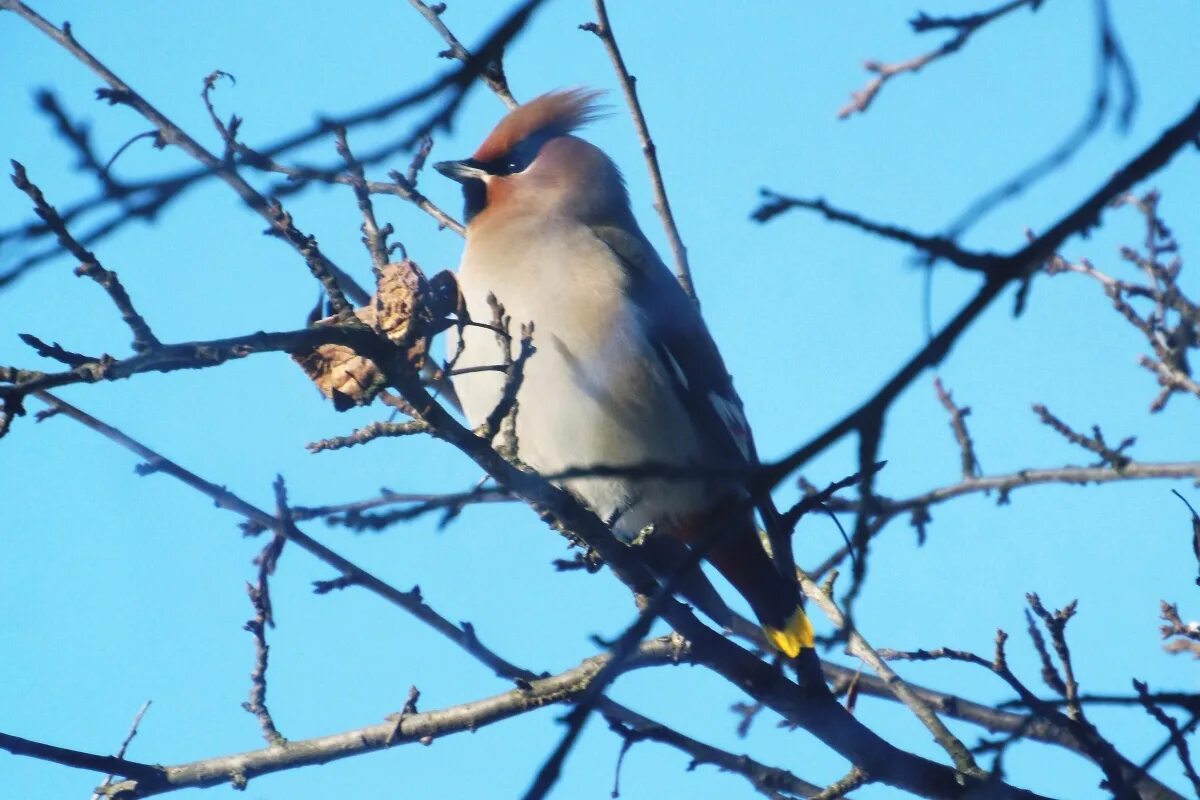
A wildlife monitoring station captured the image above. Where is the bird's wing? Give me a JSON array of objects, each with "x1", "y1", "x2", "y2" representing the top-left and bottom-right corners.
[
  {"x1": 590, "y1": 224, "x2": 798, "y2": 580},
  {"x1": 590, "y1": 224, "x2": 757, "y2": 468}
]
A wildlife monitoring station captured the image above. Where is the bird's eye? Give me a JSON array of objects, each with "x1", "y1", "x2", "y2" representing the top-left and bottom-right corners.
[
  {"x1": 503, "y1": 146, "x2": 534, "y2": 175},
  {"x1": 481, "y1": 135, "x2": 546, "y2": 177}
]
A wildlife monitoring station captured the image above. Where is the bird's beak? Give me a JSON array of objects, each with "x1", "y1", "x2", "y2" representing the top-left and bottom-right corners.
[{"x1": 434, "y1": 159, "x2": 488, "y2": 184}]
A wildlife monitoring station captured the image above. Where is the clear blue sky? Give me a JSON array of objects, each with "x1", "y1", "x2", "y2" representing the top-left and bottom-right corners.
[{"x1": 3, "y1": 1, "x2": 1199, "y2": 798}]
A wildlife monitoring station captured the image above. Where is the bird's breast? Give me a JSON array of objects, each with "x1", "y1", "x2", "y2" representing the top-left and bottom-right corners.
[{"x1": 447, "y1": 222, "x2": 707, "y2": 533}]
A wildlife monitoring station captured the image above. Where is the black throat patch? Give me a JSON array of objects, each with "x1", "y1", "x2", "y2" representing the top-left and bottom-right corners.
[{"x1": 462, "y1": 178, "x2": 487, "y2": 224}]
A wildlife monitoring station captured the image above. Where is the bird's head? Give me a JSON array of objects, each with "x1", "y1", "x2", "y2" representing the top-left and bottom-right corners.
[{"x1": 435, "y1": 89, "x2": 629, "y2": 230}]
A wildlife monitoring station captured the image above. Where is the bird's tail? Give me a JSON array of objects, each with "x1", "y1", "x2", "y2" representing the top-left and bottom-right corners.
[
  {"x1": 762, "y1": 607, "x2": 814, "y2": 659},
  {"x1": 670, "y1": 514, "x2": 813, "y2": 658},
  {"x1": 755, "y1": 496, "x2": 812, "y2": 658}
]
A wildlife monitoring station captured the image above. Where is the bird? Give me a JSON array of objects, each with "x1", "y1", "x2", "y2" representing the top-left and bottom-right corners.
[{"x1": 434, "y1": 89, "x2": 812, "y2": 658}]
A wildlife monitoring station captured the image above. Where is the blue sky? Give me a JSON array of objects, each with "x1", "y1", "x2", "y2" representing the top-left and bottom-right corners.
[{"x1": 3, "y1": 1, "x2": 1200, "y2": 798}]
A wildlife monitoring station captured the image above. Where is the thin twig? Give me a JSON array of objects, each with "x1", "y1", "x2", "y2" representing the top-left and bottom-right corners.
[
  {"x1": 226, "y1": 140, "x2": 465, "y2": 235},
  {"x1": 601, "y1": 701, "x2": 824, "y2": 799},
  {"x1": 940, "y1": 0, "x2": 1139, "y2": 239},
  {"x1": 1160, "y1": 601, "x2": 1200, "y2": 659},
  {"x1": 809, "y1": 458, "x2": 1200, "y2": 578},
  {"x1": 90, "y1": 701, "x2": 152, "y2": 800},
  {"x1": 933, "y1": 378, "x2": 980, "y2": 478},
  {"x1": 811, "y1": 766, "x2": 869, "y2": 800},
  {"x1": 1031, "y1": 404, "x2": 1134, "y2": 469},
  {"x1": 295, "y1": 487, "x2": 512, "y2": 533},
  {"x1": 483, "y1": 323, "x2": 534, "y2": 444},
  {"x1": 797, "y1": 573, "x2": 984, "y2": 777},
  {"x1": 5, "y1": 641, "x2": 679, "y2": 799},
  {"x1": 1046, "y1": 191, "x2": 1200, "y2": 412},
  {"x1": 1133, "y1": 679, "x2": 1200, "y2": 795},
  {"x1": 837, "y1": 0, "x2": 1046, "y2": 119},
  {"x1": 752, "y1": 192, "x2": 1001, "y2": 274},
  {"x1": 0, "y1": 0, "x2": 550, "y2": 302},
  {"x1": 406, "y1": 0, "x2": 519, "y2": 108},
  {"x1": 2, "y1": 324, "x2": 380, "y2": 419},
  {"x1": 10, "y1": 161, "x2": 159, "y2": 350},
  {"x1": 237, "y1": 479, "x2": 289, "y2": 746},
  {"x1": 581, "y1": 0, "x2": 695, "y2": 301},
  {"x1": 1025, "y1": 595, "x2": 1081, "y2": 718},
  {"x1": 334, "y1": 127, "x2": 391, "y2": 277},
  {"x1": 32, "y1": 391, "x2": 532, "y2": 680},
  {"x1": 868, "y1": 623, "x2": 1161, "y2": 798},
  {"x1": 761, "y1": 97, "x2": 1200, "y2": 489},
  {"x1": 306, "y1": 420, "x2": 430, "y2": 453},
  {"x1": 1, "y1": 2, "x2": 371, "y2": 306}
]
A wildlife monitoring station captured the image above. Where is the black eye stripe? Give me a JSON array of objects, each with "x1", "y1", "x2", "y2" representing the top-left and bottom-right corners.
[
  {"x1": 482, "y1": 133, "x2": 548, "y2": 176},
  {"x1": 481, "y1": 149, "x2": 529, "y2": 176}
]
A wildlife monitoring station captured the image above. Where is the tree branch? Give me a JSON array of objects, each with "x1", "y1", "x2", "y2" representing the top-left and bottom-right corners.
[
  {"x1": 9, "y1": 161, "x2": 159, "y2": 350},
  {"x1": 31, "y1": 391, "x2": 534, "y2": 681},
  {"x1": 0, "y1": 0, "x2": 547, "y2": 289},
  {"x1": 837, "y1": 0, "x2": 1047, "y2": 119},
  {"x1": 761, "y1": 97, "x2": 1200, "y2": 486},
  {"x1": 406, "y1": 0, "x2": 519, "y2": 109},
  {"x1": 4, "y1": 641, "x2": 678, "y2": 798},
  {"x1": 581, "y1": 0, "x2": 695, "y2": 301}
]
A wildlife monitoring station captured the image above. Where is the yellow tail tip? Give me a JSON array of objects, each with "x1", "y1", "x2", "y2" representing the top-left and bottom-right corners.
[{"x1": 763, "y1": 608, "x2": 814, "y2": 658}]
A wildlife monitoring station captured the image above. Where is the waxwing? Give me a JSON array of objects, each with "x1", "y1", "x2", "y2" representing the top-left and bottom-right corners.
[{"x1": 435, "y1": 89, "x2": 811, "y2": 657}]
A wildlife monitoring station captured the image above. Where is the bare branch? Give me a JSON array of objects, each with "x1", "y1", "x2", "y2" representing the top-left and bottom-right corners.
[
  {"x1": 406, "y1": 0, "x2": 519, "y2": 108},
  {"x1": 753, "y1": 192, "x2": 1002, "y2": 273},
  {"x1": 306, "y1": 420, "x2": 430, "y2": 453},
  {"x1": 1046, "y1": 191, "x2": 1200, "y2": 411},
  {"x1": 220, "y1": 139, "x2": 465, "y2": 236},
  {"x1": 1032, "y1": 404, "x2": 1134, "y2": 469},
  {"x1": 602, "y1": 700, "x2": 824, "y2": 799},
  {"x1": 9, "y1": 161, "x2": 159, "y2": 350},
  {"x1": 1160, "y1": 601, "x2": 1200, "y2": 660},
  {"x1": 0, "y1": 2, "x2": 370, "y2": 306},
  {"x1": 236, "y1": 480, "x2": 290, "y2": 747},
  {"x1": 798, "y1": 574, "x2": 984, "y2": 777},
  {"x1": 933, "y1": 378, "x2": 980, "y2": 479},
  {"x1": 1025, "y1": 594, "x2": 1081, "y2": 719},
  {"x1": 3, "y1": 641, "x2": 678, "y2": 798},
  {"x1": 1133, "y1": 679, "x2": 1200, "y2": 796},
  {"x1": 581, "y1": 0, "x2": 695, "y2": 301},
  {"x1": 941, "y1": 0, "x2": 1139, "y2": 238},
  {"x1": 482, "y1": 322, "x2": 534, "y2": 444},
  {"x1": 334, "y1": 127, "x2": 391, "y2": 277},
  {"x1": 2, "y1": 324, "x2": 376, "y2": 415},
  {"x1": 845, "y1": 622, "x2": 1179, "y2": 799},
  {"x1": 32, "y1": 392, "x2": 533, "y2": 680},
  {"x1": 811, "y1": 766, "x2": 870, "y2": 800},
  {"x1": 0, "y1": 733, "x2": 161, "y2": 785},
  {"x1": 292, "y1": 486, "x2": 512, "y2": 533},
  {"x1": 761, "y1": 97, "x2": 1200, "y2": 488},
  {"x1": 838, "y1": 0, "x2": 1046, "y2": 119},
  {"x1": 0, "y1": 0, "x2": 552, "y2": 293},
  {"x1": 90, "y1": 702, "x2": 152, "y2": 800}
]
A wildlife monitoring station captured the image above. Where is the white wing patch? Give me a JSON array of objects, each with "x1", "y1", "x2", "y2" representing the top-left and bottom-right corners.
[
  {"x1": 707, "y1": 391, "x2": 753, "y2": 461},
  {"x1": 662, "y1": 348, "x2": 689, "y2": 390}
]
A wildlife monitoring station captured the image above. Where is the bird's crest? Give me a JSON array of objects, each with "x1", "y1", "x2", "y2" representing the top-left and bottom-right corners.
[{"x1": 473, "y1": 88, "x2": 606, "y2": 162}]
